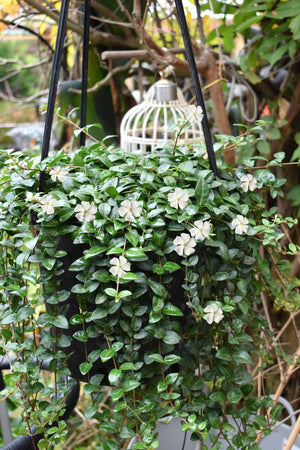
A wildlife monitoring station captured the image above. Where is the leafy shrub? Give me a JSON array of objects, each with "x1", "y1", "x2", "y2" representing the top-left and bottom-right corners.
[{"x1": 0, "y1": 126, "x2": 298, "y2": 449}]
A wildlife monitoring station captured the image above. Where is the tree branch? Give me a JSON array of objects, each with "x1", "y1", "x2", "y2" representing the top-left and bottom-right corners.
[{"x1": 22, "y1": 0, "x2": 139, "y2": 48}]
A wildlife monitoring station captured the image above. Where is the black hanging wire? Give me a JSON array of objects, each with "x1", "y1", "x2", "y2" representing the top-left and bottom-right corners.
[
  {"x1": 174, "y1": 0, "x2": 218, "y2": 176},
  {"x1": 79, "y1": 0, "x2": 91, "y2": 147},
  {"x1": 39, "y1": 0, "x2": 70, "y2": 192}
]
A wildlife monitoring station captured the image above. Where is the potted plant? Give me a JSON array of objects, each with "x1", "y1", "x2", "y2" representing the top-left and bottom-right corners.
[{"x1": 0, "y1": 119, "x2": 298, "y2": 449}]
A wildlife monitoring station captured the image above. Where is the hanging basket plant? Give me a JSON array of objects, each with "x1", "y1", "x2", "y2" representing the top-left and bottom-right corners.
[{"x1": 0, "y1": 121, "x2": 298, "y2": 449}]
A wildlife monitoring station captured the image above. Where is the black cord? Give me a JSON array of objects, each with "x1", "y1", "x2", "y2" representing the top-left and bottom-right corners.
[
  {"x1": 39, "y1": 0, "x2": 70, "y2": 192},
  {"x1": 79, "y1": 0, "x2": 91, "y2": 148},
  {"x1": 174, "y1": 0, "x2": 218, "y2": 176}
]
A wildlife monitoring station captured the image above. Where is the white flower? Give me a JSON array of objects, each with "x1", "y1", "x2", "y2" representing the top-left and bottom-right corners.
[
  {"x1": 118, "y1": 199, "x2": 142, "y2": 222},
  {"x1": 184, "y1": 105, "x2": 203, "y2": 123},
  {"x1": 49, "y1": 166, "x2": 68, "y2": 182},
  {"x1": 173, "y1": 233, "x2": 197, "y2": 256},
  {"x1": 231, "y1": 215, "x2": 249, "y2": 235},
  {"x1": 190, "y1": 220, "x2": 212, "y2": 241},
  {"x1": 109, "y1": 256, "x2": 131, "y2": 278},
  {"x1": 168, "y1": 188, "x2": 189, "y2": 210},
  {"x1": 40, "y1": 194, "x2": 58, "y2": 215},
  {"x1": 240, "y1": 174, "x2": 257, "y2": 192},
  {"x1": 203, "y1": 303, "x2": 224, "y2": 324},
  {"x1": 74, "y1": 201, "x2": 97, "y2": 222}
]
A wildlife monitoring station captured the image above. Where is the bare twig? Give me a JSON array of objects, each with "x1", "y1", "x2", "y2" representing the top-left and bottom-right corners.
[
  {"x1": 70, "y1": 58, "x2": 135, "y2": 95},
  {"x1": 256, "y1": 346, "x2": 300, "y2": 444},
  {"x1": 284, "y1": 414, "x2": 300, "y2": 450}
]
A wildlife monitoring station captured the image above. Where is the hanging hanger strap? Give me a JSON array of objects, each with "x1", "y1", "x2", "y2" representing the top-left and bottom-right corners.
[
  {"x1": 174, "y1": 0, "x2": 218, "y2": 176},
  {"x1": 39, "y1": 0, "x2": 90, "y2": 192},
  {"x1": 79, "y1": 0, "x2": 91, "y2": 148},
  {"x1": 39, "y1": 0, "x2": 70, "y2": 192}
]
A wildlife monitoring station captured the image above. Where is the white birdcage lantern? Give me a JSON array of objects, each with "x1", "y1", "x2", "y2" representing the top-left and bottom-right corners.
[{"x1": 120, "y1": 79, "x2": 204, "y2": 153}]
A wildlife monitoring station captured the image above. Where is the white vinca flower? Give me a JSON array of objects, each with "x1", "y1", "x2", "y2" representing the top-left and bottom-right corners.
[
  {"x1": 109, "y1": 256, "x2": 131, "y2": 278},
  {"x1": 40, "y1": 194, "x2": 58, "y2": 215},
  {"x1": 190, "y1": 220, "x2": 212, "y2": 241},
  {"x1": 118, "y1": 199, "x2": 142, "y2": 222},
  {"x1": 231, "y1": 215, "x2": 249, "y2": 235},
  {"x1": 185, "y1": 105, "x2": 203, "y2": 123},
  {"x1": 49, "y1": 166, "x2": 68, "y2": 182},
  {"x1": 240, "y1": 174, "x2": 257, "y2": 192},
  {"x1": 203, "y1": 303, "x2": 224, "y2": 324},
  {"x1": 74, "y1": 201, "x2": 97, "y2": 222},
  {"x1": 168, "y1": 188, "x2": 189, "y2": 210},
  {"x1": 173, "y1": 233, "x2": 197, "y2": 257}
]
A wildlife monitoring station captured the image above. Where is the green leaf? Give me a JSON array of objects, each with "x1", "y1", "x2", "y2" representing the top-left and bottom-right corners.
[
  {"x1": 211, "y1": 271, "x2": 231, "y2": 281},
  {"x1": 84, "y1": 246, "x2": 106, "y2": 259},
  {"x1": 270, "y1": 404, "x2": 282, "y2": 419},
  {"x1": 104, "y1": 288, "x2": 117, "y2": 297},
  {"x1": 122, "y1": 272, "x2": 139, "y2": 281},
  {"x1": 90, "y1": 307, "x2": 108, "y2": 320},
  {"x1": 123, "y1": 379, "x2": 140, "y2": 392},
  {"x1": 163, "y1": 261, "x2": 181, "y2": 272},
  {"x1": 148, "y1": 353, "x2": 164, "y2": 363},
  {"x1": 85, "y1": 405, "x2": 98, "y2": 419},
  {"x1": 157, "y1": 381, "x2": 168, "y2": 393},
  {"x1": 79, "y1": 362, "x2": 93, "y2": 375},
  {"x1": 105, "y1": 186, "x2": 118, "y2": 198},
  {"x1": 209, "y1": 391, "x2": 225, "y2": 405},
  {"x1": 216, "y1": 347, "x2": 231, "y2": 361},
  {"x1": 16, "y1": 307, "x2": 34, "y2": 321},
  {"x1": 73, "y1": 330, "x2": 88, "y2": 342},
  {"x1": 148, "y1": 279, "x2": 168, "y2": 298},
  {"x1": 108, "y1": 368, "x2": 121, "y2": 384},
  {"x1": 195, "y1": 177, "x2": 209, "y2": 205},
  {"x1": 42, "y1": 258, "x2": 56, "y2": 271},
  {"x1": 125, "y1": 247, "x2": 146, "y2": 258},
  {"x1": 206, "y1": 240, "x2": 229, "y2": 260},
  {"x1": 111, "y1": 341, "x2": 124, "y2": 352},
  {"x1": 275, "y1": 0, "x2": 299, "y2": 19},
  {"x1": 100, "y1": 349, "x2": 115, "y2": 362},
  {"x1": 103, "y1": 440, "x2": 119, "y2": 450},
  {"x1": 291, "y1": 146, "x2": 300, "y2": 162},
  {"x1": 1, "y1": 314, "x2": 16, "y2": 325},
  {"x1": 153, "y1": 297, "x2": 164, "y2": 312},
  {"x1": 227, "y1": 389, "x2": 242, "y2": 404},
  {"x1": 162, "y1": 303, "x2": 183, "y2": 317},
  {"x1": 119, "y1": 362, "x2": 137, "y2": 371},
  {"x1": 125, "y1": 230, "x2": 140, "y2": 247},
  {"x1": 232, "y1": 349, "x2": 253, "y2": 365},
  {"x1": 253, "y1": 415, "x2": 267, "y2": 429},
  {"x1": 16, "y1": 250, "x2": 31, "y2": 267},
  {"x1": 164, "y1": 354, "x2": 181, "y2": 364},
  {"x1": 264, "y1": 43, "x2": 290, "y2": 68},
  {"x1": 111, "y1": 388, "x2": 124, "y2": 401},
  {"x1": 165, "y1": 372, "x2": 179, "y2": 385},
  {"x1": 58, "y1": 207, "x2": 74, "y2": 222},
  {"x1": 52, "y1": 315, "x2": 69, "y2": 329},
  {"x1": 178, "y1": 160, "x2": 194, "y2": 173},
  {"x1": 117, "y1": 290, "x2": 132, "y2": 299},
  {"x1": 106, "y1": 246, "x2": 124, "y2": 255},
  {"x1": 71, "y1": 284, "x2": 88, "y2": 294},
  {"x1": 257, "y1": 140, "x2": 270, "y2": 155},
  {"x1": 162, "y1": 330, "x2": 181, "y2": 345},
  {"x1": 24, "y1": 236, "x2": 39, "y2": 250}
]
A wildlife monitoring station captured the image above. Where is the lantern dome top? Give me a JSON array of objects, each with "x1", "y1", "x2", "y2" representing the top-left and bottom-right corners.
[{"x1": 120, "y1": 79, "x2": 204, "y2": 154}]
